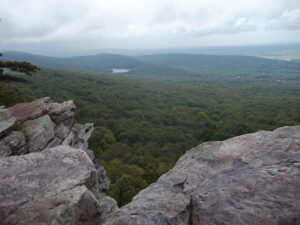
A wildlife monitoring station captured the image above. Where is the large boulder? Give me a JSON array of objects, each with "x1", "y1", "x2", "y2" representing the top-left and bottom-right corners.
[
  {"x1": 105, "y1": 126, "x2": 300, "y2": 225},
  {"x1": 0, "y1": 146, "x2": 116, "y2": 225}
]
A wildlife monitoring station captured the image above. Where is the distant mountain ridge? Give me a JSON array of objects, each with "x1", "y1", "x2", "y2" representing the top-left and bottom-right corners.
[
  {"x1": 2, "y1": 50, "x2": 300, "y2": 80},
  {"x1": 2, "y1": 51, "x2": 143, "y2": 74}
]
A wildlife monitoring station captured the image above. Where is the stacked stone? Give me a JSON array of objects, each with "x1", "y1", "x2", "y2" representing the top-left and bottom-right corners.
[{"x1": 0, "y1": 98, "x2": 116, "y2": 225}]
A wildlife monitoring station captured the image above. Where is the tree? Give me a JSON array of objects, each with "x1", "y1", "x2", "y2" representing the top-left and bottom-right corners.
[
  {"x1": 108, "y1": 174, "x2": 147, "y2": 206},
  {"x1": 0, "y1": 52, "x2": 39, "y2": 106}
]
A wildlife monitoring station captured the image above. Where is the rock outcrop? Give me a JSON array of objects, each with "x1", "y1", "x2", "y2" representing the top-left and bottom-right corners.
[
  {"x1": 0, "y1": 98, "x2": 116, "y2": 225},
  {"x1": 1, "y1": 97, "x2": 300, "y2": 225},
  {"x1": 0, "y1": 97, "x2": 110, "y2": 190},
  {"x1": 0, "y1": 146, "x2": 116, "y2": 225},
  {"x1": 105, "y1": 126, "x2": 300, "y2": 225}
]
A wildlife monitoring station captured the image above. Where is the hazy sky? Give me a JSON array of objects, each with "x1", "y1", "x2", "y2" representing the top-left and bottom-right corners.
[{"x1": 1, "y1": 0, "x2": 300, "y2": 55}]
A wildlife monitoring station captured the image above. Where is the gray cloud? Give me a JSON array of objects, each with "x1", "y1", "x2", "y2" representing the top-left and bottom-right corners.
[{"x1": 0, "y1": 0, "x2": 299, "y2": 51}]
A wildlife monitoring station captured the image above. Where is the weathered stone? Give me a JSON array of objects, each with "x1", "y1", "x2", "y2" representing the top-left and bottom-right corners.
[
  {"x1": 55, "y1": 123, "x2": 70, "y2": 139},
  {"x1": 49, "y1": 100, "x2": 76, "y2": 124},
  {"x1": 62, "y1": 130, "x2": 75, "y2": 146},
  {"x1": 105, "y1": 126, "x2": 300, "y2": 225},
  {"x1": 86, "y1": 149, "x2": 110, "y2": 191},
  {"x1": 0, "y1": 140, "x2": 12, "y2": 158},
  {"x1": 62, "y1": 123, "x2": 94, "y2": 151},
  {"x1": 10, "y1": 97, "x2": 51, "y2": 122},
  {"x1": 46, "y1": 137, "x2": 62, "y2": 149},
  {"x1": 0, "y1": 106, "x2": 16, "y2": 138},
  {"x1": 71, "y1": 123, "x2": 94, "y2": 150},
  {"x1": 0, "y1": 146, "x2": 111, "y2": 225},
  {"x1": 60, "y1": 123, "x2": 108, "y2": 191},
  {"x1": 22, "y1": 115, "x2": 55, "y2": 152},
  {"x1": 3, "y1": 131, "x2": 26, "y2": 155}
]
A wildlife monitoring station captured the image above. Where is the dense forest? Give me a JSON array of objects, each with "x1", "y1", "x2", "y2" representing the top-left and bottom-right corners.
[{"x1": 1, "y1": 52, "x2": 299, "y2": 206}]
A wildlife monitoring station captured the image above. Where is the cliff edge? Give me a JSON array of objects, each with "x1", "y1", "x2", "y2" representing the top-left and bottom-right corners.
[
  {"x1": 0, "y1": 98, "x2": 116, "y2": 225},
  {"x1": 0, "y1": 98, "x2": 300, "y2": 225}
]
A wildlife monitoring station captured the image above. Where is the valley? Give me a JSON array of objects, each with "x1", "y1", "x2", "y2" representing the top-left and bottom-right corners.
[{"x1": 2, "y1": 51, "x2": 298, "y2": 206}]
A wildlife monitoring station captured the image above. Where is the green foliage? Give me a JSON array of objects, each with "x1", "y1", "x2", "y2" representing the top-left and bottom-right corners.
[
  {"x1": 0, "y1": 60, "x2": 39, "y2": 75},
  {"x1": 0, "y1": 53, "x2": 39, "y2": 106},
  {"x1": 108, "y1": 174, "x2": 147, "y2": 206},
  {"x1": 0, "y1": 81, "x2": 35, "y2": 106}
]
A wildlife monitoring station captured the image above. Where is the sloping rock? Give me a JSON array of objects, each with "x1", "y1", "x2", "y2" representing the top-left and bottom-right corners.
[
  {"x1": 10, "y1": 97, "x2": 51, "y2": 122},
  {"x1": 22, "y1": 115, "x2": 55, "y2": 152},
  {"x1": 0, "y1": 106, "x2": 16, "y2": 138},
  {"x1": 105, "y1": 126, "x2": 300, "y2": 225},
  {"x1": 0, "y1": 146, "x2": 114, "y2": 225}
]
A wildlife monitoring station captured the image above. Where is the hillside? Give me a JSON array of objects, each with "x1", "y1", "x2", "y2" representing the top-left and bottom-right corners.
[
  {"x1": 138, "y1": 53, "x2": 300, "y2": 79},
  {"x1": 3, "y1": 51, "x2": 300, "y2": 81},
  {"x1": 2, "y1": 51, "x2": 143, "y2": 74}
]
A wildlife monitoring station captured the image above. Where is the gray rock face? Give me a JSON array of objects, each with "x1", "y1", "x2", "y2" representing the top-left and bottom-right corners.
[
  {"x1": 0, "y1": 98, "x2": 109, "y2": 196},
  {"x1": 0, "y1": 106, "x2": 15, "y2": 138},
  {"x1": 55, "y1": 123, "x2": 70, "y2": 139},
  {"x1": 70, "y1": 123, "x2": 94, "y2": 150},
  {"x1": 86, "y1": 149, "x2": 110, "y2": 191},
  {"x1": 0, "y1": 146, "x2": 112, "y2": 225},
  {"x1": 49, "y1": 100, "x2": 76, "y2": 124},
  {"x1": 0, "y1": 98, "x2": 117, "y2": 225},
  {"x1": 105, "y1": 126, "x2": 300, "y2": 225},
  {"x1": 2, "y1": 131, "x2": 26, "y2": 155},
  {"x1": 0, "y1": 140, "x2": 12, "y2": 157},
  {"x1": 0, "y1": 98, "x2": 95, "y2": 158},
  {"x1": 22, "y1": 115, "x2": 56, "y2": 152}
]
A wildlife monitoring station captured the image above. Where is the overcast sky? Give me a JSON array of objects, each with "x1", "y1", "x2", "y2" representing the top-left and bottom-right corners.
[{"x1": 1, "y1": 0, "x2": 300, "y2": 55}]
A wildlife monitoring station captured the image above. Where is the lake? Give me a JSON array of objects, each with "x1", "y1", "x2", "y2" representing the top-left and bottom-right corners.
[{"x1": 111, "y1": 69, "x2": 131, "y2": 73}]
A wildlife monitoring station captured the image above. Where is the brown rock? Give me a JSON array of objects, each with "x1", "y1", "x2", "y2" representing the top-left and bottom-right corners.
[{"x1": 10, "y1": 97, "x2": 51, "y2": 122}]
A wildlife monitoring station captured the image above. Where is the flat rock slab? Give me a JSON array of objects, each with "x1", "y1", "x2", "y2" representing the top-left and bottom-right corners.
[
  {"x1": 10, "y1": 97, "x2": 51, "y2": 122},
  {"x1": 106, "y1": 126, "x2": 300, "y2": 225},
  {"x1": 0, "y1": 146, "x2": 104, "y2": 225}
]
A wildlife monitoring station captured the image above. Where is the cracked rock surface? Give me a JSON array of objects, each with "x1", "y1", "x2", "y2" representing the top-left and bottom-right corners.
[
  {"x1": 0, "y1": 146, "x2": 116, "y2": 225},
  {"x1": 105, "y1": 126, "x2": 300, "y2": 225},
  {"x1": 0, "y1": 97, "x2": 110, "y2": 191}
]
